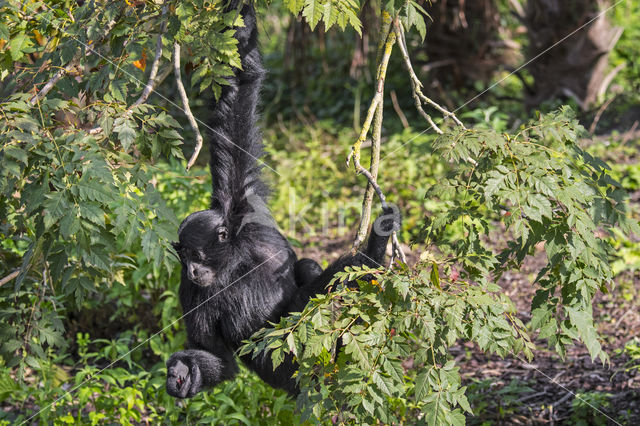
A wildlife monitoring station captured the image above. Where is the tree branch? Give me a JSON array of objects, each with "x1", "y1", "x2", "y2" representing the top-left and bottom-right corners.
[
  {"x1": 131, "y1": 4, "x2": 168, "y2": 108},
  {"x1": 390, "y1": 89, "x2": 409, "y2": 129},
  {"x1": 347, "y1": 13, "x2": 407, "y2": 265},
  {"x1": 88, "y1": 6, "x2": 168, "y2": 136},
  {"x1": 29, "y1": 61, "x2": 78, "y2": 105},
  {"x1": 351, "y1": 12, "x2": 394, "y2": 251},
  {"x1": 350, "y1": 14, "x2": 391, "y2": 246},
  {"x1": 173, "y1": 42, "x2": 204, "y2": 170},
  {"x1": 29, "y1": 17, "x2": 120, "y2": 106},
  {"x1": 0, "y1": 270, "x2": 20, "y2": 288},
  {"x1": 394, "y1": 22, "x2": 466, "y2": 131}
]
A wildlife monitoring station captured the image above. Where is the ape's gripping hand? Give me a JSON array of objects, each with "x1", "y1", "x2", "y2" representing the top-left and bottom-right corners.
[{"x1": 166, "y1": 349, "x2": 236, "y2": 398}]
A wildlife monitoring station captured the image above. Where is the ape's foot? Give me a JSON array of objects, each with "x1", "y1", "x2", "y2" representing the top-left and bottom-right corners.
[{"x1": 166, "y1": 353, "x2": 202, "y2": 398}]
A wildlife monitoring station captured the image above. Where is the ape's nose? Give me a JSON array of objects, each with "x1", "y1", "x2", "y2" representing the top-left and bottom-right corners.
[{"x1": 188, "y1": 264, "x2": 199, "y2": 280}]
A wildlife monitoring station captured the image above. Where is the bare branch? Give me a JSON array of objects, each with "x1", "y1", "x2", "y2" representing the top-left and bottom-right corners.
[
  {"x1": 589, "y1": 94, "x2": 616, "y2": 134},
  {"x1": 131, "y1": 4, "x2": 168, "y2": 108},
  {"x1": 390, "y1": 89, "x2": 409, "y2": 129},
  {"x1": 88, "y1": 7, "x2": 168, "y2": 136},
  {"x1": 29, "y1": 61, "x2": 78, "y2": 105},
  {"x1": 173, "y1": 42, "x2": 204, "y2": 170},
  {"x1": 351, "y1": 12, "x2": 394, "y2": 250},
  {"x1": 0, "y1": 270, "x2": 20, "y2": 288},
  {"x1": 353, "y1": 163, "x2": 387, "y2": 208},
  {"x1": 392, "y1": 232, "x2": 407, "y2": 264},
  {"x1": 346, "y1": 95, "x2": 381, "y2": 169},
  {"x1": 348, "y1": 13, "x2": 407, "y2": 264},
  {"x1": 394, "y1": 22, "x2": 466, "y2": 130},
  {"x1": 352, "y1": 157, "x2": 407, "y2": 265}
]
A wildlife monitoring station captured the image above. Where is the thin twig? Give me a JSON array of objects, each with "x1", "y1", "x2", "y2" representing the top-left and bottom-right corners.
[
  {"x1": 352, "y1": 160, "x2": 407, "y2": 265},
  {"x1": 89, "y1": 6, "x2": 168, "y2": 135},
  {"x1": 355, "y1": 165, "x2": 387, "y2": 208},
  {"x1": 131, "y1": 5, "x2": 168, "y2": 108},
  {"x1": 391, "y1": 232, "x2": 407, "y2": 264},
  {"x1": 390, "y1": 89, "x2": 409, "y2": 129},
  {"x1": 29, "y1": 61, "x2": 78, "y2": 105},
  {"x1": 0, "y1": 270, "x2": 20, "y2": 287},
  {"x1": 394, "y1": 21, "x2": 466, "y2": 130},
  {"x1": 173, "y1": 42, "x2": 204, "y2": 170},
  {"x1": 621, "y1": 120, "x2": 639, "y2": 146},
  {"x1": 589, "y1": 94, "x2": 616, "y2": 134}
]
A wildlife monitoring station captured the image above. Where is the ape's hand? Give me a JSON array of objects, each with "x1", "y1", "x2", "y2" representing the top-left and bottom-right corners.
[{"x1": 166, "y1": 351, "x2": 203, "y2": 398}]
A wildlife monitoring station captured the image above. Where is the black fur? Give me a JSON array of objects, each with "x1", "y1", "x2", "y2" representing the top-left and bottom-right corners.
[{"x1": 166, "y1": 1, "x2": 399, "y2": 398}]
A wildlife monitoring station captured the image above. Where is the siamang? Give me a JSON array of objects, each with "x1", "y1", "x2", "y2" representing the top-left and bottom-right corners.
[{"x1": 166, "y1": 0, "x2": 400, "y2": 398}]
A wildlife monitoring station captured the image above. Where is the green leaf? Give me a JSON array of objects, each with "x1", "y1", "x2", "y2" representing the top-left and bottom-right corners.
[
  {"x1": 285, "y1": 0, "x2": 305, "y2": 14},
  {"x1": 567, "y1": 307, "x2": 603, "y2": 361},
  {"x1": 344, "y1": 335, "x2": 372, "y2": 370},
  {"x1": 414, "y1": 370, "x2": 429, "y2": 401},
  {"x1": 3, "y1": 145, "x2": 28, "y2": 165},
  {"x1": 302, "y1": 0, "x2": 323, "y2": 30},
  {"x1": 372, "y1": 370, "x2": 395, "y2": 396},
  {"x1": 9, "y1": 33, "x2": 34, "y2": 61},
  {"x1": 79, "y1": 202, "x2": 105, "y2": 227},
  {"x1": 430, "y1": 262, "x2": 441, "y2": 289},
  {"x1": 114, "y1": 119, "x2": 137, "y2": 151},
  {"x1": 109, "y1": 79, "x2": 128, "y2": 103}
]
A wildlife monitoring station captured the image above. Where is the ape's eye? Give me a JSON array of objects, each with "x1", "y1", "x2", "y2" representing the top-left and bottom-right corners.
[{"x1": 217, "y1": 226, "x2": 229, "y2": 242}]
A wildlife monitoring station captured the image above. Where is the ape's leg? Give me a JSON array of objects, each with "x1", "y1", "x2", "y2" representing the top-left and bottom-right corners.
[
  {"x1": 352, "y1": 205, "x2": 401, "y2": 267},
  {"x1": 166, "y1": 348, "x2": 238, "y2": 398},
  {"x1": 293, "y1": 207, "x2": 401, "y2": 302}
]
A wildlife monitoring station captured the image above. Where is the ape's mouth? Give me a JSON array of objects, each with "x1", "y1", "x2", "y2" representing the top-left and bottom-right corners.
[
  {"x1": 186, "y1": 266, "x2": 217, "y2": 287},
  {"x1": 189, "y1": 273, "x2": 216, "y2": 287},
  {"x1": 170, "y1": 373, "x2": 191, "y2": 398},
  {"x1": 177, "y1": 374, "x2": 190, "y2": 393}
]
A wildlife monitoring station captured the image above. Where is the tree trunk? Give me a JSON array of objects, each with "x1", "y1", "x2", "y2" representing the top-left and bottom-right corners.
[
  {"x1": 421, "y1": 0, "x2": 505, "y2": 87},
  {"x1": 524, "y1": 0, "x2": 623, "y2": 110}
]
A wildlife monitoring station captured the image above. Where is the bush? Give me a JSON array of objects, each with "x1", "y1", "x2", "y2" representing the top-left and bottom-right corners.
[{"x1": 242, "y1": 107, "x2": 638, "y2": 423}]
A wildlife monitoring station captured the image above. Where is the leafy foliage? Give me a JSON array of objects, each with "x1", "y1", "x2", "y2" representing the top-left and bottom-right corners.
[
  {"x1": 242, "y1": 263, "x2": 529, "y2": 423},
  {"x1": 284, "y1": 0, "x2": 363, "y2": 33},
  {"x1": 424, "y1": 107, "x2": 638, "y2": 361},
  {"x1": 1, "y1": 0, "x2": 638, "y2": 424},
  {"x1": 242, "y1": 107, "x2": 637, "y2": 423},
  {"x1": 281, "y1": 0, "x2": 429, "y2": 38},
  {"x1": 0, "y1": 0, "x2": 252, "y2": 421},
  {"x1": 0, "y1": 163, "x2": 296, "y2": 424}
]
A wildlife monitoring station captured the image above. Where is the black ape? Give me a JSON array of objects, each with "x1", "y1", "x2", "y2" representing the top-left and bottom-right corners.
[{"x1": 166, "y1": 1, "x2": 399, "y2": 398}]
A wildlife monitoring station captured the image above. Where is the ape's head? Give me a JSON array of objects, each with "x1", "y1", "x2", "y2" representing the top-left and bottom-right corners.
[{"x1": 173, "y1": 209, "x2": 231, "y2": 287}]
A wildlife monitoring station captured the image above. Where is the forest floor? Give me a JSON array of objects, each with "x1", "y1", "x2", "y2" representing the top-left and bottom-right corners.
[{"x1": 297, "y1": 234, "x2": 640, "y2": 425}]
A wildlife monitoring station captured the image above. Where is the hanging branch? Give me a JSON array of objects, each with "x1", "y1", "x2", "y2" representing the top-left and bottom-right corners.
[
  {"x1": 347, "y1": 12, "x2": 406, "y2": 265},
  {"x1": 131, "y1": 5, "x2": 168, "y2": 108},
  {"x1": 173, "y1": 42, "x2": 204, "y2": 170},
  {"x1": 88, "y1": 5, "x2": 169, "y2": 135},
  {"x1": 394, "y1": 21, "x2": 466, "y2": 132},
  {"x1": 349, "y1": 12, "x2": 393, "y2": 251}
]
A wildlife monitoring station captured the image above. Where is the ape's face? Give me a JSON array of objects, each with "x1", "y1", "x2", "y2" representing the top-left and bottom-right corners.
[{"x1": 173, "y1": 209, "x2": 231, "y2": 287}]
